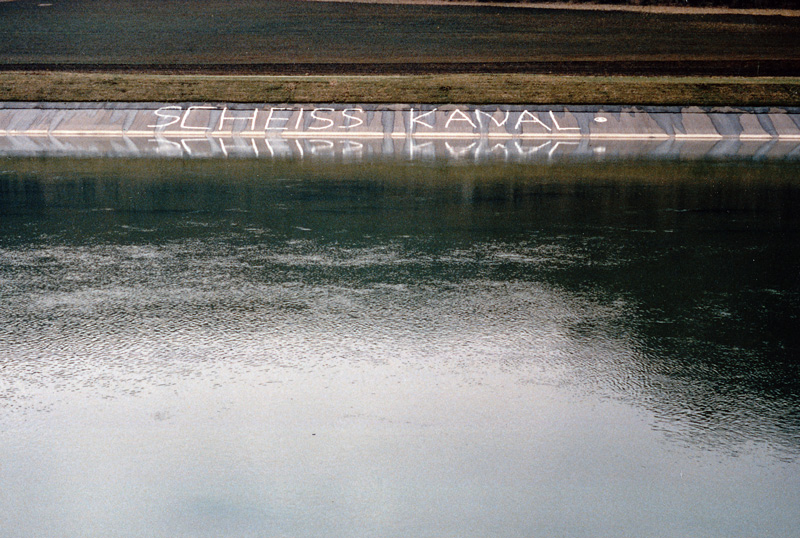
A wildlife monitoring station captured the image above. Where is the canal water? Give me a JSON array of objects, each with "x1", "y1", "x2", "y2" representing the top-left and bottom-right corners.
[{"x1": 1, "y1": 156, "x2": 799, "y2": 537}]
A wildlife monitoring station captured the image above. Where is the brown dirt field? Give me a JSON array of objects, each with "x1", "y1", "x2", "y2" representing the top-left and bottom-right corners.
[
  {"x1": 305, "y1": 0, "x2": 800, "y2": 17},
  {"x1": 3, "y1": 0, "x2": 798, "y2": 69}
]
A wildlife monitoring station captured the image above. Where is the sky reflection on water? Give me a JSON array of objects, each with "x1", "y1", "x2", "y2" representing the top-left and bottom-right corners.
[{"x1": 1, "y1": 158, "x2": 799, "y2": 537}]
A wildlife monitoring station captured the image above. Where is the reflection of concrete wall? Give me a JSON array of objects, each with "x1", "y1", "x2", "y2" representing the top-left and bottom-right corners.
[
  {"x1": 2, "y1": 134, "x2": 800, "y2": 161},
  {"x1": 1, "y1": 103, "x2": 800, "y2": 160}
]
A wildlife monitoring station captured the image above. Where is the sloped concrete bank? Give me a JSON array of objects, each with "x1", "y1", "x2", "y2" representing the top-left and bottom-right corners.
[{"x1": 2, "y1": 102, "x2": 799, "y2": 160}]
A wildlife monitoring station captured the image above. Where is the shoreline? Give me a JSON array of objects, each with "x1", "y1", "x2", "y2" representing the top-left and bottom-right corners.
[
  {"x1": 2, "y1": 102, "x2": 799, "y2": 162},
  {"x1": 303, "y1": 0, "x2": 800, "y2": 17}
]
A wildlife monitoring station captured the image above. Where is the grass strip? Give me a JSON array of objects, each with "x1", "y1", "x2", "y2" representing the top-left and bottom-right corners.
[{"x1": 2, "y1": 72, "x2": 800, "y2": 106}]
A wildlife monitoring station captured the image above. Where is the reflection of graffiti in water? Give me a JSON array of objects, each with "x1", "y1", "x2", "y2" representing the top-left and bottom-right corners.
[
  {"x1": 1, "y1": 134, "x2": 799, "y2": 161},
  {"x1": 147, "y1": 105, "x2": 585, "y2": 137}
]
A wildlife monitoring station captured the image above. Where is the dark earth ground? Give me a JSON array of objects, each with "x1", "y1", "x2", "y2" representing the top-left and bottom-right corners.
[
  {"x1": 441, "y1": 0, "x2": 799, "y2": 8},
  {"x1": 2, "y1": 0, "x2": 799, "y2": 76}
]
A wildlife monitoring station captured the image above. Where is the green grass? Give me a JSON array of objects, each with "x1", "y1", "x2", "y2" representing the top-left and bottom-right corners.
[{"x1": 2, "y1": 72, "x2": 800, "y2": 105}]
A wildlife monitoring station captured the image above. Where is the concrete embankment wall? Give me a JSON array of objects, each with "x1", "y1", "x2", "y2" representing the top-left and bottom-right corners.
[{"x1": 2, "y1": 102, "x2": 799, "y2": 160}]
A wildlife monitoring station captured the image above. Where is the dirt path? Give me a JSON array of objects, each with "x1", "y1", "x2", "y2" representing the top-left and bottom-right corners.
[{"x1": 304, "y1": 0, "x2": 800, "y2": 17}]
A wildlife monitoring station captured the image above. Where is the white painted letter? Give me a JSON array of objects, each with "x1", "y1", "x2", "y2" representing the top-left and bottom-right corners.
[
  {"x1": 180, "y1": 106, "x2": 216, "y2": 131},
  {"x1": 309, "y1": 108, "x2": 335, "y2": 130},
  {"x1": 475, "y1": 109, "x2": 509, "y2": 128},
  {"x1": 410, "y1": 108, "x2": 437, "y2": 130},
  {"x1": 148, "y1": 106, "x2": 182, "y2": 129},
  {"x1": 217, "y1": 107, "x2": 258, "y2": 131},
  {"x1": 445, "y1": 109, "x2": 477, "y2": 130},
  {"x1": 341, "y1": 107, "x2": 365, "y2": 129},
  {"x1": 264, "y1": 108, "x2": 291, "y2": 130},
  {"x1": 549, "y1": 110, "x2": 580, "y2": 131},
  {"x1": 514, "y1": 110, "x2": 551, "y2": 132}
]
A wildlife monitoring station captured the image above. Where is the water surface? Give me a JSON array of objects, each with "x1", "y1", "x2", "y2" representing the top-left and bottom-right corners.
[{"x1": 1, "y1": 158, "x2": 799, "y2": 537}]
